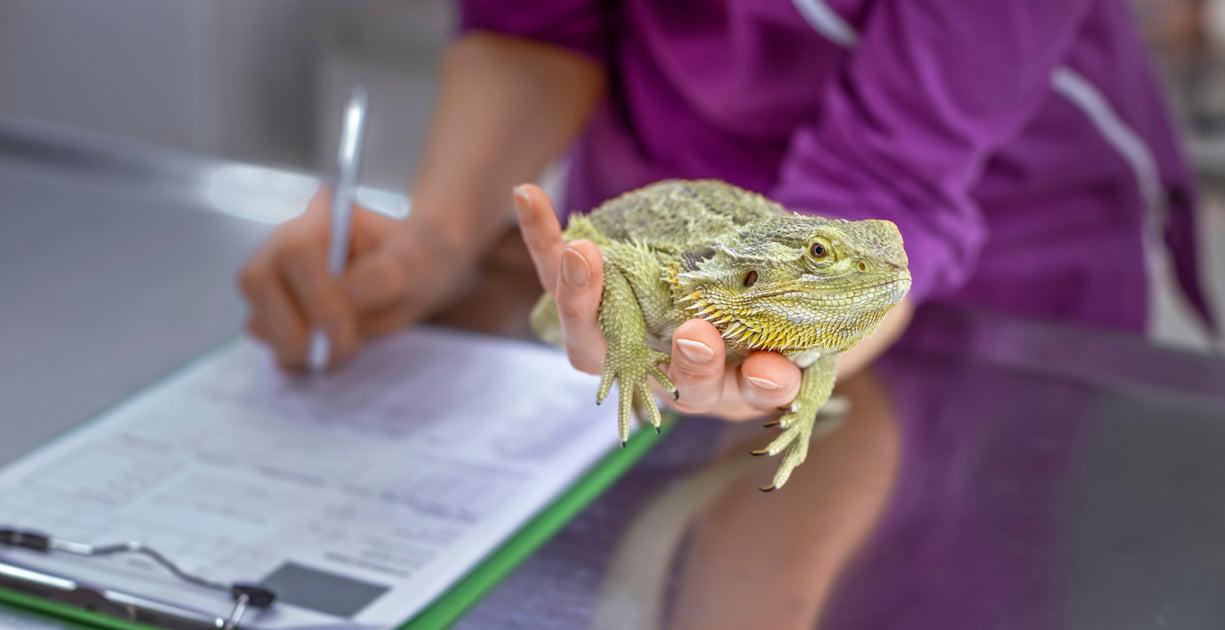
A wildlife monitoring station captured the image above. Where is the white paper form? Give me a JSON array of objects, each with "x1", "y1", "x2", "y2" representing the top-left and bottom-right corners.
[{"x1": 0, "y1": 328, "x2": 619, "y2": 628}]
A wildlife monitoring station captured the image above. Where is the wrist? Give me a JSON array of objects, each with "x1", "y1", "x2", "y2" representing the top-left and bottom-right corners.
[{"x1": 401, "y1": 194, "x2": 507, "y2": 269}]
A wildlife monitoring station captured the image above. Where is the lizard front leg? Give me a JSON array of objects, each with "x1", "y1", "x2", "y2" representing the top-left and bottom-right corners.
[
  {"x1": 597, "y1": 265, "x2": 677, "y2": 445},
  {"x1": 752, "y1": 354, "x2": 839, "y2": 491}
]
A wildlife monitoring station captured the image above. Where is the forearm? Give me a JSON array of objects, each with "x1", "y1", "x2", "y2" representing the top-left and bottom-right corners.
[{"x1": 409, "y1": 33, "x2": 606, "y2": 261}]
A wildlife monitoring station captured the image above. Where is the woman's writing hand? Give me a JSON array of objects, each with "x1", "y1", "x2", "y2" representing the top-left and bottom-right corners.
[{"x1": 238, "y1": 188, "x2": 473, "y2": 370}]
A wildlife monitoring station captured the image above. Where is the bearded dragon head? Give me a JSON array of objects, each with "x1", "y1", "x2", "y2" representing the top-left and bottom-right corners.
[{"x1": 676, "y1": 215, "x2": 911, "y2": 353}]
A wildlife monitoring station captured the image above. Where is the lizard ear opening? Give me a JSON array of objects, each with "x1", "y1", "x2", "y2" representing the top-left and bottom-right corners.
[{"x1": 680, "y1": 246, "x2": 717, "y2": 272}]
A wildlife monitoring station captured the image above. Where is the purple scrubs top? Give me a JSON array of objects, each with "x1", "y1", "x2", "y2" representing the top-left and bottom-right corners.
[{"x1": 460, "y1": 0, "x2": 1215, "y2": 333}]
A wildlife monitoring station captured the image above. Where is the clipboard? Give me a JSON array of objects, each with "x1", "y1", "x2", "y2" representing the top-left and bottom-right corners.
[
  {"x1": 0, "y1": 422, "x2": 668, "y2": 629},
  {"x1": 0, "y1": 324, "x2": 676, "y2": 630}
]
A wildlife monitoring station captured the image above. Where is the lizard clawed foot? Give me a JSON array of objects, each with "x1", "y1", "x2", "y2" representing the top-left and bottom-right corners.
[
  {"x1": 754, "y1": 409, "x2": 813, "y2": 491},
  {"x1": 747, "y1": 356, "x2": 839, "y2": 491},
  {"x1": 597, "y1": 348, "x2": 674, "y2": 443},
  {"x1": 753, "y1": 401, "x2": 845, "y2": 491}
]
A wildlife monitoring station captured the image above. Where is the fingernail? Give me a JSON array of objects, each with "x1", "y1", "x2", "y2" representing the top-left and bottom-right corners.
[
  {"x1": 746, "y1": 376, "x2": 782, "y2": 391},
  {"x1": 561, "y1": 249, "x2": 590, "y2": 287},
  {"x1": 513, "y1": 185, "x2": 531, "y2": 210},
  {"x1": 676, "y1": 338, "x2": 715, "y2": 363}
]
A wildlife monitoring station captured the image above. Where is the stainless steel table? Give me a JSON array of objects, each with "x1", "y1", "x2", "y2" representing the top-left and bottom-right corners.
[
  {"x1": 0, "y1": 121, "x2": 277, "y2": 466},
  {"x1": 3, "y1": 118, "x2": 1225, "y2": 630},
  {"x1": 456, "y1": 306, "x2": 1225, "y2": 630}
]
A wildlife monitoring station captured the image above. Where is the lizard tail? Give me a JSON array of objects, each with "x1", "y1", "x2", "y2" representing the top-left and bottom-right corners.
[{"x1": 530, "y1": 294, "x2": 564, "y2": 345}]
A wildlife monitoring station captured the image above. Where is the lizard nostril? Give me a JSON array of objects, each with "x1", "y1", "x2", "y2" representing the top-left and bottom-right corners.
[{"x1": 856, "y1": 261, "x2": 868, "y2": 273}]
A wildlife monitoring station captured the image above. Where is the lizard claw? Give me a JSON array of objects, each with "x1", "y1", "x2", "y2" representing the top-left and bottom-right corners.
[{"x1": 649, "y1": 364, "x2": 679, "y2": 402}]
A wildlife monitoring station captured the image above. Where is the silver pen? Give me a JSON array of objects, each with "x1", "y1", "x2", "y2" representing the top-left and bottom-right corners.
[{"x1": 309, "y1": 86, "x2": 369, "y2": 374}]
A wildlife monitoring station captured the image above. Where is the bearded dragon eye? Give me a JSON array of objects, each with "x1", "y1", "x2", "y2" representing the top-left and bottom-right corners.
[
  {"x1": 809, "y1": 242, "x2": 827, "y2": 259},
  {"x1": 743, "y1": 270, "x2": 758, "y2": 287}
]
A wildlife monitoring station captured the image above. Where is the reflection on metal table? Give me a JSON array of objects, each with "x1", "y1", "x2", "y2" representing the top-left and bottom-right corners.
[{"x1": 456, "y1": 309, "x2": 1225, "y2": 629}]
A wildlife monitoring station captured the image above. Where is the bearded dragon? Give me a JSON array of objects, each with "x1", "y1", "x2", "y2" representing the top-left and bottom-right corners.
[{"x1": 531, "y1": 179, "x2": 911, "y2": 490}]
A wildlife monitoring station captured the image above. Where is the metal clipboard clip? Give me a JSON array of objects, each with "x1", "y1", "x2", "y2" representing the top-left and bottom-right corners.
[{"x1": 1, "y1": 527, "x2": 276, "y2": 629}]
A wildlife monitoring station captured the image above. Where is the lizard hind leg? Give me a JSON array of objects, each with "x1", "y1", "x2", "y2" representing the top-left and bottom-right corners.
[
  {"x1": 752, "y1": 354, "x2": 839, "y2": 491},
  {"x1": 596, "y1": 266, "x2": 673, "y2": 445}
]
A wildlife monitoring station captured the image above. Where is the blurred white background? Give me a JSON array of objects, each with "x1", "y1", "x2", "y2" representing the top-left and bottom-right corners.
[{"x1": 0, "y1": 0, "x2": 452, "y2": 192}]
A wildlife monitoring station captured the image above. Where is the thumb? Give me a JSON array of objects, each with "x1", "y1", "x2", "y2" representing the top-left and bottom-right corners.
[{"x1": 513, "y1": 183, "x2": 565, "y2": 295}]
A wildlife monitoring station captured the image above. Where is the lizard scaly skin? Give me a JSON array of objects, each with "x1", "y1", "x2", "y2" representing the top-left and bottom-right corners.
[{"x1": 531, "y1": 179, "x2": 911, "y2": 491}]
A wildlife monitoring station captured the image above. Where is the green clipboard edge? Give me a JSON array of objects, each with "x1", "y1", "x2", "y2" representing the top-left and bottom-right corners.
[
  {"x1": 400, "y1": 419, "x2": 672, "y2": 629},
  {"x1": 0, "y1": 421, "x2": 674, "y2": 630},
  {"x1": 0, "y1": 586, "x2": 149, "y2": 629}
]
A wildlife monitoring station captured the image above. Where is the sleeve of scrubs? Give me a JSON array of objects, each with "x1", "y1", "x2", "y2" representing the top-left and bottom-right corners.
[{"x1": 770, "y1": 0, "x2": 1096, "y2": 303}]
